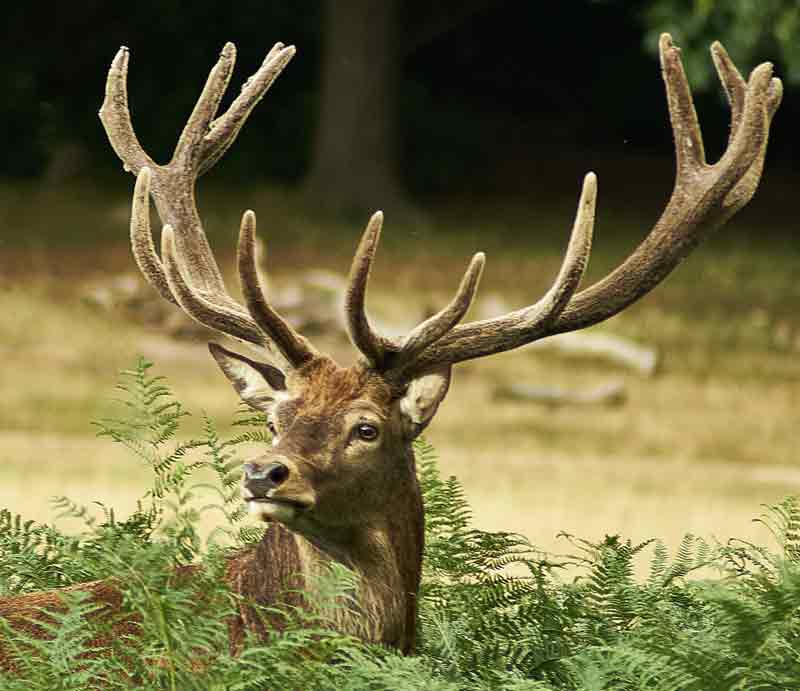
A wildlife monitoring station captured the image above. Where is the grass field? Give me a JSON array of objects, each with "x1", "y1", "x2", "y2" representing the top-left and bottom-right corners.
[{"x1": 1, "y1": 171, "x2": 798, "y2": 564}]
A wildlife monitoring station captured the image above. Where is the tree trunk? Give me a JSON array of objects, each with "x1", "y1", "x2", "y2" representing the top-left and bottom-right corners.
[{"x1": 304, "y1": 0, "x2": 417, "y2": 220}]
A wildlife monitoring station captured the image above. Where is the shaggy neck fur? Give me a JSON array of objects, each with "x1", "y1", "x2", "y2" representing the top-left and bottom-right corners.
[{"x1": 228, "y1": 445, "x2": 424, "y2": 654}]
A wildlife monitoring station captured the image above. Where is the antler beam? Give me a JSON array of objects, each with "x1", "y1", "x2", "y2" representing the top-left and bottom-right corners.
[
  {"x1": 389, "y1": 34, "x2": 781, "y2": 374},
  {"x1": 104, "y1": 35, "x2": 781, "y2": 384}
]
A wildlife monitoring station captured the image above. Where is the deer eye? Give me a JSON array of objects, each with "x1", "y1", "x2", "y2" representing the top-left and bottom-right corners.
[
  {"x1": 354, "y1": 423, "x2": 379, "y2": 442},
  {"x1": 266, "y1": 420, "x2": 278, "y2": 436}
]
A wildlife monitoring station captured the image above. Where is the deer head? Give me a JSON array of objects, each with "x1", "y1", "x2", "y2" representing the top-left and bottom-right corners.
[{"x1": 99, "y1": 36, "x2": 781, "y2": 649}]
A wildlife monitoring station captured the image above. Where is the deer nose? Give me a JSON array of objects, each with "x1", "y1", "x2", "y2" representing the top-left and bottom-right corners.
[{"x1": 243, "y1": 461, "x2": 290, "y2": 494}]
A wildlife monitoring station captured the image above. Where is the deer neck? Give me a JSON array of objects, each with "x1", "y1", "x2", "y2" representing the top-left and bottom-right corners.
[{"x1": 231, "y1": 446, "x2": 424, "y2": 653}]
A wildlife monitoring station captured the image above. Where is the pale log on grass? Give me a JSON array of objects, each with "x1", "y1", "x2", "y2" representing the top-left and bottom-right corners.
[
  {"x1": 529, "y1": 331, "x2": 660, "y2": 376},
  {"x1": 0, "y1": 34, "x2": 781, "y2": 667},
  {"x1": 494, "y1": 381, "x2": 628, "y2": 408}
]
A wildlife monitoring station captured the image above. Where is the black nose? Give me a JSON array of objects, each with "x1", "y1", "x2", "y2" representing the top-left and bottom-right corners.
[{"x1": 243, "y1": 461, "x2": 290, "y2": 495}]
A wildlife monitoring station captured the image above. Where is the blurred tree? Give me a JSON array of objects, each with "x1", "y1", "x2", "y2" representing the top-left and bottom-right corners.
[
  {"x1": 302, "y1": 0, "x2": 493, "y2": 219},
  {"x1": 303, "y1": 0, "x2": 407, "y2": 218},
  {"x1": 640, "y1": 0, "x2": 800, "y2": 86},
  {"x1": 0, "y1": 1, "x2": 796, "y2": 189},
  {"x1": 305, "y1": 0, "x2": 798, "y2": 217}
]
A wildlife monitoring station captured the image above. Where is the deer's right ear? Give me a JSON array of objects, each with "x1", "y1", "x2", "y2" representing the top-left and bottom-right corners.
[{"x1": 208, "y1": 343, "x2": 287, "y2": 411}]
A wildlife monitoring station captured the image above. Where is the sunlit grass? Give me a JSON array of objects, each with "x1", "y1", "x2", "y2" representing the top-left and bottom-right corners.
[{"x1": 0, "y1": 177, "x2": 798, "y2": 566}]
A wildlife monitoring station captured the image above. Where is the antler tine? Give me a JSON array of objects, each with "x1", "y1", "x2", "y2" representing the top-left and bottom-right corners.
[
  {"x1": 405, "y1": 173, "x2": 595, "y2": 371},
  {"x1": 344, "y1": 212, "x2": 398, "y2": 367},
  {"x1": 101, "y1": 44, "x2": 228, "y2": 293},
  {"x1": 172, "y1": 42, "x2": 237, "y2": 166},
  {"x1": 660, "y1": 34, "x2": 706, "y2": 176},
  {"x1": 160, "y1": 224, "x2": 271, "y2": 348},
  {"x1": 343, "y1": 210, "x2": 487, "y2": 372},
  {"x1": 237, "y1": 211, "x2": 318, "y2": 367},
  {"x1": 521, "y1": 172, "x2": 595, "y2": 320},
  {"x1": 99, "y1": 47, "x2": 156, "y2": 174},
  {"x1": 130, "y1": 167, "x2": 176, "y2": 305},
  {"x1": 396, "y1": 35, "x2": 779, "y2": 371},
  {"x1": 200, "y1": 43, "x2": 296, "y2": 176},
  {"x1": 712, "y1": 41, "x2": 747, "y2": 142},
  {"x1": 712, "y1": 43, "x2": 783, "y2": 215},
  {"x1": 708, "y1": 63, "x2": 772, "y2": 198},
  {"x1": 394, "y1": 252, "x2": 485, "y2": 369},
  {"x1": 711, "y1": 41, "x2": 782, "y2": 149}
]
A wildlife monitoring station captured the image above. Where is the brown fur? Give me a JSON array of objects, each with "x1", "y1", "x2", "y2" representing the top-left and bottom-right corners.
[
  {"x1": 255, "y1": 357, "x2": 424, "y2": 652},
  {"x1": 0, "y1": 580, "x2": 131, "y2": 673},
  {"x1": 291, "y1": 357, "x2": 397, "y2": 410}
]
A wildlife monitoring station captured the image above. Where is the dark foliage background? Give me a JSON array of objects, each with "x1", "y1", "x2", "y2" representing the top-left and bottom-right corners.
[{"x1": 1, "y1": 0, "x2": 797, "y2": 205}]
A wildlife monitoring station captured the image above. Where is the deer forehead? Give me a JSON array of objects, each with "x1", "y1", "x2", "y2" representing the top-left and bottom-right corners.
[
  {"x1": 278, "y1": 360, "x2": 396, "y2": 427},
  {"x1": 287, "y1": 361, "x2": 393, "y2": 408}
]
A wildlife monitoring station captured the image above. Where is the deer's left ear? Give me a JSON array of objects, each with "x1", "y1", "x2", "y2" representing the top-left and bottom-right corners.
[
  {"x1": 208, "y1": 342, "x2": 287, "y2": 411},
  {"x1": 398, "y1": 366, "x2": 452, "y2": 439}
]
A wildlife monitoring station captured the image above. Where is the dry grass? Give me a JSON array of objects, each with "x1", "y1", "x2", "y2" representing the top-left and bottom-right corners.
[{"x1": 1, "y1": 179, "x2": 798, "y2": 565}]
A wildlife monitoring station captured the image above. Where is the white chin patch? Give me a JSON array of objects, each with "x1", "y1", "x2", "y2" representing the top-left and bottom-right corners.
[{"x1": 248, "y1": 500, "x2": 297, "y2": 523}]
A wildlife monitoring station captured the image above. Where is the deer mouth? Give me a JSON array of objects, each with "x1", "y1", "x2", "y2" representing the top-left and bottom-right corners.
[
  {"x1": 246, "y1": 494, "x2": 312, "y2": 523},
  {"x1": 247, "y1": 496, "x2": 310, "y2": 511}
]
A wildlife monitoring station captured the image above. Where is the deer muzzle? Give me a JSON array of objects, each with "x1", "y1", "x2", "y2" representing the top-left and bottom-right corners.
[
  {"x1": 243, "y1": 461, "x2": 290, "y2": 494},
  {"x1": 242, "y1": 457, "x2": 315, "y2": 521}
]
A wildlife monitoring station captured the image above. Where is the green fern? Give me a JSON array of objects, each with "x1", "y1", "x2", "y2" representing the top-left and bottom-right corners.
[{"x1": 2, "y1": 360, "x2": 800, "y2": 690}]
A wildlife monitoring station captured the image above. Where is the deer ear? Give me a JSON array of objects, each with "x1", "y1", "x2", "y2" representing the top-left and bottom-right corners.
[
  {"x1": 399, "y1": 366, "x2": 452, "y2": 439},
  {"x1": 208, "y1": 342, "x2": 287, "y2": 411}
]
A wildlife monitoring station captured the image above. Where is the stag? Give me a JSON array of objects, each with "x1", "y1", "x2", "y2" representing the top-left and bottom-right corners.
[{"x1": 0, "y1": 35, "x2": 782, "y2": 662}]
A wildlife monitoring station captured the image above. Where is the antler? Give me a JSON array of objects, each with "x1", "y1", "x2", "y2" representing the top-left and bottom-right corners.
[
  {"x1": 101, "y1": 36, "x2": 781, "y2": 382},
  {"x1": 100, "y1": 43, "x2": 316, "y2": 368},
  {"x1": 341, "y1": 34, "x2": 782, "y2": 378}
]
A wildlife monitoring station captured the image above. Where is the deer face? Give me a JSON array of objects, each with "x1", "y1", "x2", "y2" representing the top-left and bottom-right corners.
[{"x1": 209, "y1": 344, "x2": 449, "y2": 547}]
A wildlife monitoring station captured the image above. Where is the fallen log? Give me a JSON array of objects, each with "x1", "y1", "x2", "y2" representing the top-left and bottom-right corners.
[{"x1": 493, "y1": 381, "x2": 627, "y2": 407}]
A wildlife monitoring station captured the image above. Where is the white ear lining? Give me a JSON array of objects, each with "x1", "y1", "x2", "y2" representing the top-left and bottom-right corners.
[
  {"x1": 227, "y1": 359, "x2": 269, "y2": 399},
  {"x1": 399, "y1": 367, "x2": 451, "y2": 438},
  {"x1": 208, "y1": 342, "x2": 287, "y2": 411}
]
